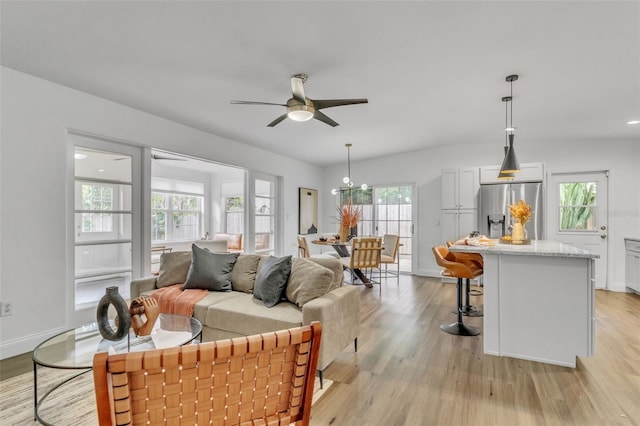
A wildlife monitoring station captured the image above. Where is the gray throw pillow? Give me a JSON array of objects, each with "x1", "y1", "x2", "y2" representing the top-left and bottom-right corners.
[
  {"x1": 253, "y1": 255, "x2": 292, "y2": 307},
  {"x1": 183, "y1": 244, "x2": 239, "y2": 291},
  {"x1": 156, "y1": 251, "x2": 192, "y2": 288},
  {"x1": 286, "y1": 258, "x2": 335, "y2": 308}
]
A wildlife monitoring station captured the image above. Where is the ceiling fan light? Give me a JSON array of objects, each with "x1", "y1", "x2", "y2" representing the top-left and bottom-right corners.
[{"x1": 287, "y1": 104, "x2": 314, "y2": 122}]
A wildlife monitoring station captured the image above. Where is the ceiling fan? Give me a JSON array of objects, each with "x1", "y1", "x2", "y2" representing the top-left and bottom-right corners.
[
  {"x1": 231, "y1": 73, "x2": 368, "y2": 127},
  {"x1": 151, "y1": 154, "x2": 187, "y2": 161}
]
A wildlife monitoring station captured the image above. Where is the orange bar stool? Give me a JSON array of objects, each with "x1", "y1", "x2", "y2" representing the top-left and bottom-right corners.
[
  {"x1": 433, "y1": 246, "x2": 483, "y2": 336},
  {"x1": 446, "y1": 241, "x2": 483, "y2": 316}
]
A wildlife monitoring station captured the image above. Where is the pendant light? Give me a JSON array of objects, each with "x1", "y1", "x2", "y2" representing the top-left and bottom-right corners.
[
  {"x1": 498, "y1": 96, "x2": 515, "y2": 180},
  {"x1": 331, "y1": 143, "x2": 368, "y2": 195},
  {"x1": 498, "y1": 74, "x2": 520, "y2": 177}
]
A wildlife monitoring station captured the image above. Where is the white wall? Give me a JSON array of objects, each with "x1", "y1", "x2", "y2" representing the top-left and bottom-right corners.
[
  {"x1": 321, "y1": 139, "x2": 640, "y2": 290},
  {"x1": 0, "y1": 67, "x2": 323, "y2": 358},
  {"x1": 2, "y1": 66, "x2": 637, "y2": 359}
]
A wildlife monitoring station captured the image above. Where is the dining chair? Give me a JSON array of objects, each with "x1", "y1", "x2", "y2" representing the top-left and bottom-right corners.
[
  {"x1": 93, "y1": 322, "x2": 322, "y2": 426},
  {"x1": 340, "y1": 237, "x2": 383, "y2": 294},
  {"x1": 380, "y1": 234, "x2": 401, "y2": 284},
  {"x1": 297, "y1": 235, "x2": 337, "y2": 259}
]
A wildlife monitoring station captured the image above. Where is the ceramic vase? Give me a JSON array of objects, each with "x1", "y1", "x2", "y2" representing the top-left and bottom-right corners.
[
  {"x1": 96, "y1": 286, "x2": 131, "y2": 341},
  {"x1": 512, "y1": 222, "x2": 525, "y2": 242}
]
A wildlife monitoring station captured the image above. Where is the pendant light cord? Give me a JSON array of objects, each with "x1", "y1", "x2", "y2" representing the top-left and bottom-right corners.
[{"x1": 510, "y1": 79, "x2": 514, "y2": 136}]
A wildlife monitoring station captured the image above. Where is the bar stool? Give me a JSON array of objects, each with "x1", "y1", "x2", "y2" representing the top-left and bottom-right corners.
[
  {"x1": 446, "y1": 241, "x2": 483, "y2": 317},
  {"x1": 432, "y1": 246, "x2": 482, "y2": 336}
]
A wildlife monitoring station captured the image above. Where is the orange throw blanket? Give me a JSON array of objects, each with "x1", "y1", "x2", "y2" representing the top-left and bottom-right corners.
[{"x1": 151, "y1": 284, "x2": 208, "y2": 316}]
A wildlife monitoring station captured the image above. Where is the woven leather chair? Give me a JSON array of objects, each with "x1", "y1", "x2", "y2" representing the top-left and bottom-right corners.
[
  {"x1": 433, "y1": 246, "x2": 482, "y2": 336},
  {"x1": 93, "y1": 322, "x2": 322, "y2": 426},
  {"x1": 380, "y1": 234, "x2": 401, "y2": 284},
  {"x1": 341, "y1": 237, "x2": 382, "y2": 293}
]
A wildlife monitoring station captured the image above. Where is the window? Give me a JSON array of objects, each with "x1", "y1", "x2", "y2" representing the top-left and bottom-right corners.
[
  {"x1": 225, "y1": 196, "x2": 244, "y2": 234},
  {"x1": 81, "y1": 184, "x2": 114, "y2": 232},
  {"x1": 558, "y1": 182, "x2": 597, "y2": 231},
  {"x1": 339, "y1": 184, "x2": 414, "y2": 272},
  {"x1": 340, "y1": 188, "x2": 374, "y2": 236},
  {"x1": 151, "y1": 191, "x2": 203, "y2": 242}
]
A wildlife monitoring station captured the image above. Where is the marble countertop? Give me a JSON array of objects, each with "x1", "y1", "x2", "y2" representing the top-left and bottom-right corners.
[{"x1": 449, "y1": 240, "x2": 599, "y2": 259}]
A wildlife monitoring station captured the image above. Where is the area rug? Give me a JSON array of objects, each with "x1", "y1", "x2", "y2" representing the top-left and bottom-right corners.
[{"x1": 0, "y1": 367, "x2": 332, "y2": 425}]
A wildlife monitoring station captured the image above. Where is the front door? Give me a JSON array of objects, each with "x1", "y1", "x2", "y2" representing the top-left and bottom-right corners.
[{"x1": 548, "y1": 171, "x2": 608, "y2": 288}]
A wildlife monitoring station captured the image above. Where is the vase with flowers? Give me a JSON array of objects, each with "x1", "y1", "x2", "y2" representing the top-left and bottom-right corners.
[
  {"x1": 508, "y1": 199, "x2": 533, "y2": 243},
  {"x1": 337, "y1": 202, "x2": 361, "y2": 242}
]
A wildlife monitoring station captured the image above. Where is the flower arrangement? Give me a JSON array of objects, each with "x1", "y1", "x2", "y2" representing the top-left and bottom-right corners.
[
  {"x1": 508, "y1": 199, "x2": 533, "y2": 225},
  {"x1": 337, "y1": 202, "x2": 361, "y2": 228},
  {"x1": 337, "y1": 202, "x2": 361, "y2": 241}
]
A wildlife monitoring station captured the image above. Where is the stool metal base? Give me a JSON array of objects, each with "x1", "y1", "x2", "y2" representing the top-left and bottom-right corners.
[{"x1": 440, "y1": 321, "x2": 481, "y2": 336}]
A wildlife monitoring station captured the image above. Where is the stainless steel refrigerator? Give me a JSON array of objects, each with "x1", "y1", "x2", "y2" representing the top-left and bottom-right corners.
[{"x1": 478, "y1": 182, "x2": 543, "y2": 240}]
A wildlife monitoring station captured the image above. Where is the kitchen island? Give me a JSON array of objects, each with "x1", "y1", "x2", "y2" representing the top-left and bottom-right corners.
[{"x1": 449, "y1": 240, "x2": 599, "y2": 367}]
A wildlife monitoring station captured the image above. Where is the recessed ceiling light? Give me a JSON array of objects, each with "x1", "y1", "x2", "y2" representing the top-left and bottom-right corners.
[
  {"x1": 627, "y1": 120, "x2": 640, "y2": 125},
  {"x1": 74, "y1": 153, "x2": 87, "y2": 160},
  {"x1": 98, "y1": 169, "x2": 105, "y2": 172}
]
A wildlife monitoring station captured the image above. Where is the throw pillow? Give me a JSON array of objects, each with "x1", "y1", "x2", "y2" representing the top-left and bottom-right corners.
[
  {"x1": 253, "y1": 255, "x2": 292, "y2": 307},
  {"x1": 156, "y1": 251, "x2": 192, "y2": 288},
  {"x1": 231, "y1": 254, "x2": 262, "y2": 293},
  {"x1": 286, "y1": 258, "x2": 335, "y2": 308},
  {"x1": 183, "y1": 244, "x2": 239, "y2": 291},
  {"x1": 308, "y1": 257, "x2": 344, "y2": 291}
]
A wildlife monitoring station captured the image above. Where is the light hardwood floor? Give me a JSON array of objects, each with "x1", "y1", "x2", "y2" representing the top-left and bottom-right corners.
[
  {"x1": 312, "y1": 276, "x2": 640, "y2": 426},
  {"x1": 0, "y1": 275, "x2": 638, "y2": 425}
]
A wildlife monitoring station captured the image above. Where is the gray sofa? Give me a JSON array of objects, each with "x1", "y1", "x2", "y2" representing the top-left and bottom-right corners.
[{"x1": 130, "y1": 252, "x2": 360, "y2": 379}]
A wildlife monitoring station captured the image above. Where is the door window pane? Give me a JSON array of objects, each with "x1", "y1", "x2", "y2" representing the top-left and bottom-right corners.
[{"x1": 558, "y1": 182, "x2": 597, "y2": 231}]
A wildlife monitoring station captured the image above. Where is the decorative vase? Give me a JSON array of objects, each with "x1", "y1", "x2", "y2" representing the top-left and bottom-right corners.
[
  {"x1": 96, "y1": 286, "x2": 131, "y2": 341},
  {"x1": 339, "y1": 222, "x2": 349, "y2": 242},
  {"x1": 512, "y1": 222, "x2": 525, "y2": 242},
  {"x1": 348, "y1": 226, "x2": 358, "y2": 241}
]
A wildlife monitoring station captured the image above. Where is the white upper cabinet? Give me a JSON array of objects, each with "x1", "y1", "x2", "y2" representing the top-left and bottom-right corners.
[
  {"x1": 480, "y1": 162, "x2": 545, "y2": 184},
  {"x1": 441, "y1": 168, "x2": 479, "y2": 210}
]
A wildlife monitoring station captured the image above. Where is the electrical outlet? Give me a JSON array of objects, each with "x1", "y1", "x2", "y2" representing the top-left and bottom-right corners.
[{"x1": 1, "y1": 301, "x2": 13, "y2": 316}]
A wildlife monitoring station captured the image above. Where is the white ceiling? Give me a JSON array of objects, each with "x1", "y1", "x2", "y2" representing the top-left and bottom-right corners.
[{"x1": 2, "y1": 1, "x2": 638, "y2": 167}]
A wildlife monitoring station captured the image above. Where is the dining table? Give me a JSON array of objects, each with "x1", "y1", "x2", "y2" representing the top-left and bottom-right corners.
[{"x1": 311, "y1": 239, "x2": 371, "y2": 284}]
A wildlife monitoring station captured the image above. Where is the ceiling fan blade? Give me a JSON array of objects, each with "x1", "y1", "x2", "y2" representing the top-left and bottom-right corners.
[
  {"x1": 313, "y1": 111, "x2": 339, "y2": 127},
  {"x1": 151, "y1": 154, "x2": 187, "y2": 161},
  {"x1": 231, "y1": 100, "x2": 287, "y2": 106},
  {"x1": 267, "y1": 114, "x2": 289, "y2": 127},
  {"x1": 290, "y1": 76, "x2": 306, "y2": 103},
  {"x1": 313, "y1": 98, "x2": 369, "y2": 110}
]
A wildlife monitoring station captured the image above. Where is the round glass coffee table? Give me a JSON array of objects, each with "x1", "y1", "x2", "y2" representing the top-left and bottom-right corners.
[{"x1": 32, "y1": 313, "x2": 202, "y2": 425}]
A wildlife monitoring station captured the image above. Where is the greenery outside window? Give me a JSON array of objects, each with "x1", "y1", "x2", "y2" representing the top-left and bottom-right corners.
[
  {"x1": 81, "y1": 184, "x2": 113, "y2": 232},
  {"x1": 558, "y1": 182, "x2": 597, "y2": 231},
  {"x1": 225, "y1": 196, "x2": 244, "y2": 234}
]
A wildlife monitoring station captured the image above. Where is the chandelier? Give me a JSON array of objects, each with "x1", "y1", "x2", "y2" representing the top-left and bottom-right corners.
[{"x1": 331, "y1": 143, "x2": 368, "y2": 195}]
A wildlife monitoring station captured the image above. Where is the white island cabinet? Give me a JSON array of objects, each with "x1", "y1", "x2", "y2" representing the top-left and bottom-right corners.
[{"x1": 449, "y1": 241, "x2": 598, "y2": 367}]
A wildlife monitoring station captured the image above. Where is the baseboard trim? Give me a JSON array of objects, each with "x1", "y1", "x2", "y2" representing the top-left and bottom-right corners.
[{"x1": 0, "y1": 327, "x2": 68, "y2": 360}]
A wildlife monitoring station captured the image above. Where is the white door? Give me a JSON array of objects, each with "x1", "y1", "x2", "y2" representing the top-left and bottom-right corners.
[
  {"x1": 249, "y1": 172, "x2": 278, "y2": 255},
  {"x1": 548, "y1": 171, "x2": 608, "y2": 288},
  {"x1": 70, "y1": 132, "x2": 144, "y2": 316}
]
